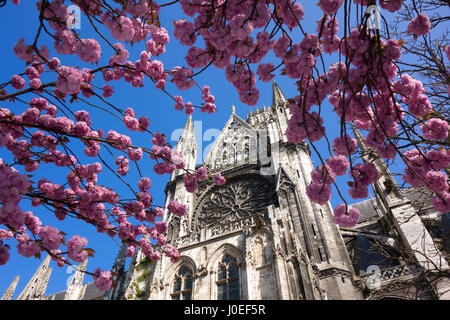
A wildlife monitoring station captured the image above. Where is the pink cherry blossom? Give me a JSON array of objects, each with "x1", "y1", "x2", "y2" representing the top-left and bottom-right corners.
[
  {"x1": 424, "y1": 171, "x2": 449, "y2": 193},
  {"x1": 431, "y1": 192, "x2": 450, "y2": 213},
  {"x1": 16, "y1": 233, "x2": 40, "y2": 258},
  {"x1": 195, "y1": 167, "x2": 208, "y2": 181},
  {"x1": 184, "y1": 173, "x2": 198, "y2": 193},
  {"x1": 173, "y1": 19, "x2": 197, "y2": 46},
  {"x1": 333, "y1": 204, "x2": 360, "y2": 227},
  {"x1": 421, "y1": 118, "x2": 449, "y2": 141},
  {"x1": 333, "y1": 135, "x2": 357, "y2": 156},
  {"x1": 102, "y1": 84, "x2": 114, "y2": 98},
  {"x1": 306, "y1": 182, "x2": 331, "y2": 205},
  {"x1": 93, "y1": 268, "x2": 113, "y2": 291},
  {"x1": 326, "y1": 155, "x2": 349, "y2": 176},
  {"x1": 311, "y1": 165, "x2": 335, "y2": 185},
  {"x1": 67, "y1": 235, "x2": 88, "y2": 263},
  {"x1": 11, "y1": 75, "x2": 26, "y2": 90},
  {"x1": 379, "y1": 0, "x2": 404, "y2": 13},
  {"x1": 257, "y1": 63, "x2": 275, "y2": 82},
  {"x1": 165, "y1": 244, "x2": 180, "y2": 263},
  {"x1": 351, "y1": 163, "x2": 380, "y2": 186},
  {"x1": 56, "y1": 66, "x2": 84, "y2": 95},
  {"x1": 138, "y1": 177, "x2": 152, "y2": 192},
  {"x1": 109, "y1": 43, "x2": 129, "y2": 66},
  {"x1": 213, "y1": 172, "x2": 226, "y2": 186},
  {"x1": 128, "y1": 147, "x2": 143, "y2": 161},
  {"x1": 38, "y1": 225, "x2": 63, "y2": 251},
  {"x1": 13, "y1": 38, "x2": 33, "y2": 62},
  {"x1": 318, "y1": 0, "x2": 343, "y2": 15},
  {"x1": 407, "y1": 13, "x2": 431, "y2": 37},
  {"x1": 167, "y1": 200, "x2": 187, "y2": 217},
  {"x1": 75, "y1": 38, "x2": 102, "y2": 63}
]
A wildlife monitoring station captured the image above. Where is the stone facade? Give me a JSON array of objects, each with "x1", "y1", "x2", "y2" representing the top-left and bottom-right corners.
[
  {"x1": 113, "y1": 82, "x2": 366, "y2": 301},
  {"x1": 3, "y1": 82, "x2": 449, "y2": 300}
]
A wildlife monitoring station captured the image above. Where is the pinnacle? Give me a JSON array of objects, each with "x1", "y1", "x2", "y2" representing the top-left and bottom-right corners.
[{"x1": 272, "y1": 80, "x2": 287, "y2": 106}]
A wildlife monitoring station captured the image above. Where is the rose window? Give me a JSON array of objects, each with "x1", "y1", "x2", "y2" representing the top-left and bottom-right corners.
[{"x1": 196, "y1": 175, "x2": 276, "y2": 229}]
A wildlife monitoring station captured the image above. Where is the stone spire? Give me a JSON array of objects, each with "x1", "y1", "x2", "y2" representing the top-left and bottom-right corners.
[
  {"x1": 17, "y1": 255, "x2": 52, "y2": 300},
  {"x1": 174, "y1": 115, "x2": 195, "y2": 149},
  {"x1": 1, "y1": 276, "x2": 20, "y2": 300},
  {"x1": 172, "y1": 115, "x2": 197, "y2": 177},
  {"x1": 271, "y1": 80, "x2": 290, "y2": 139},
  {"x1": 351, "y1": 125, "x2": 403, "y2": 202},
  {"x1": 272, "y1": 80, "x2": 287, "y2": 106},
  {"x1": 64, "y1": 259, "x2": 88, "y2": 300}
]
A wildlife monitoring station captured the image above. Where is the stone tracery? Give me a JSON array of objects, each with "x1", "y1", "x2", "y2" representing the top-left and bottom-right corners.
[{"x1": 194, "y1": 175, "x2": 276, "y2": 231}]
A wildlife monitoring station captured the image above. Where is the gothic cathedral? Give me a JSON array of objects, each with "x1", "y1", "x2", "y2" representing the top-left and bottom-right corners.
[
  {"x1": 121, "y1": 81, "x2": 362, "y2": 300},
  {"x1": 4, "y1": 82, "x2": 449, "y2": 300}
]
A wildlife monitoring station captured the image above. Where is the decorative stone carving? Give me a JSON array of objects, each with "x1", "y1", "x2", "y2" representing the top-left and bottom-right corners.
[
  {"x1": 195, "y1": 265, "x2": 208, "y2": 278},
  {"x1": 359, "y1": 264, "x2": 419, "y2": 290},
  {"x1": 209, "y1": 214, "x2": 268, "y2": 238},
  {"x1": 245, "y1": 247, "x2": 255, "y2": 267},
  {"x1": 318, "y1": 268, "x2": 353, "y2": 280},
  {"x1": 181, "y1": 219, "x2": 188, "y2": 235},
  {"x1": 150, "y1": 282, "x2": 159, "y2": 294},
  {"x1": 195, "y1": 175, "x2": 276, "y2": 230},
  {"x1": 173, "y1": 231, "x2": 201, "y2": 248},
  {"x1": 167, "y1": 217, "x2": 181, "y2": 243},
  {"x1": 275, "y1": 243, "x2": 286, "y2": 259},
  {"x1": 252, "y1": 231, "x2": 275, "y2": 267}
]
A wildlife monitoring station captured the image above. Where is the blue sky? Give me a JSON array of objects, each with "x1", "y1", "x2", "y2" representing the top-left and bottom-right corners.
[{"x1": 0, "y1": 1, "x2": 412, "y2": 298}]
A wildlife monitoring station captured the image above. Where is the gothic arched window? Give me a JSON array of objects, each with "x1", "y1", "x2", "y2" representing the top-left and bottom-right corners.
[
  {"x1": 171, "y1": 266, "x2": 193, "y2": 300},
  {"x1": 216, "y1": 255, "x2": 240, "y2": 300}
]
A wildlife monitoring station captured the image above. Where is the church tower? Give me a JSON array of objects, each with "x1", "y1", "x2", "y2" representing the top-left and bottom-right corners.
[
  {"x1": 165, "y1": 114, "x2": 198, "y2": 237},
  {"x1": 123, "y1": 82, "x2": 362, "y2": 300},
  {"x1": 351, "y1": 126, "x2": 450, "y2": 299}
]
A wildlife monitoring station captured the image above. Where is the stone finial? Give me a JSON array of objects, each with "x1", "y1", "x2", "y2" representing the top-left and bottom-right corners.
[
  {"x1": 171, "y1": 113, "x2": 198, "y2": 178},
  {"x1": 231, "y1": 105, "x2": 235, "y2": 113},
  {"x1": 272, "y1": 80, "x2": 287, "y2": 106}
]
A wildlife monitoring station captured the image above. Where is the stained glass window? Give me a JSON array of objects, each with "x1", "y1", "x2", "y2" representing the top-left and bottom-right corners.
[
  {"x1": 171, "y1": 266, "x2": 193, "y2": 300},
  {"x1": 216, "y1": 255, "x2": 240, "y2": 300}
]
